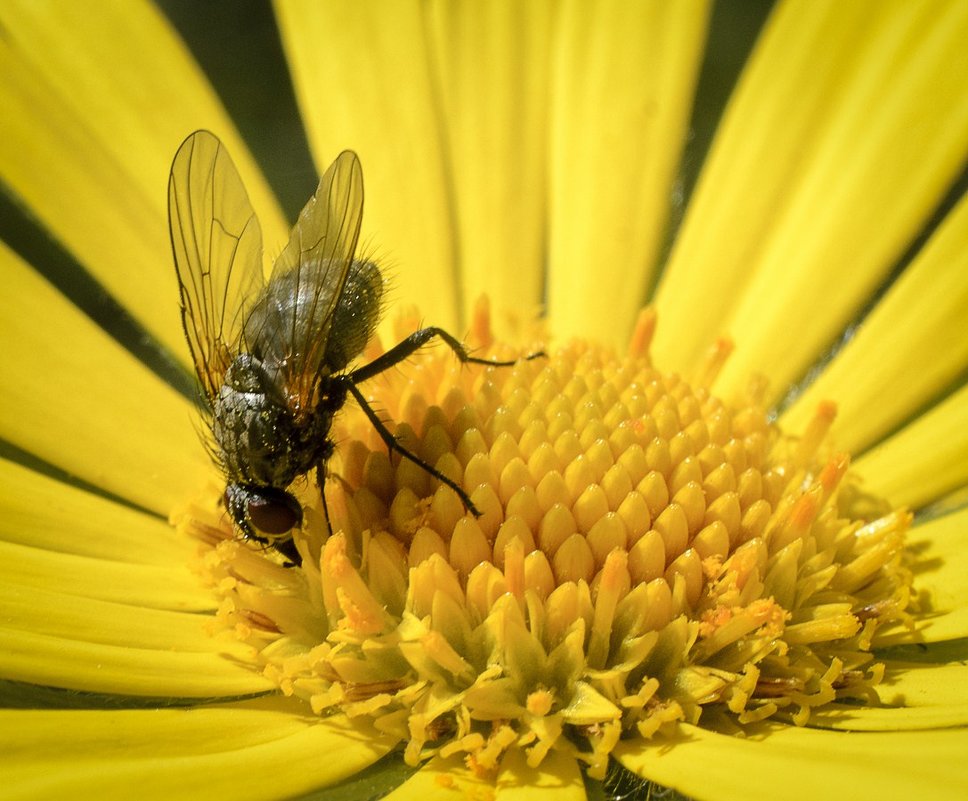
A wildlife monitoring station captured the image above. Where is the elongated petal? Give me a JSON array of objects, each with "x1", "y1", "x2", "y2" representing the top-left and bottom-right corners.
[
  {"x1": 0, "y1": 458, "x2": 194, "y2": 564},
  {"x1": 0, "y1": 702, "x2": 396, "y2": 801},
  {"x1": 874, "y1": 507, "x2": 968, "y2": 644},
  {"x1": 496, "y1": 748, "x2": 585, "y2": 800},
  {"x1": 274, "y1": 0, "x2": 460, "y2": 329},
  {"x1": 810, "y1": 704, "x2": 968, "y2": 732},
  {"x1": 0, "y1": 541, "x2": 213, "y2": 611},
  {"x1": 382, "y1": 750, "x2": 585, "y2": 801},
  {"x1": 0, "y1": 627, "x2": 272, "y2": 697},
  {"x1": 548, "y1": 0, "x2": 710, "y2": 347},
  {"x1": 427, "y1": 0, "x2": 555, "y2": 332},
  {"x1": 1, "y1": 584, "x2": 224, "y2": 651},
  {"x1": 0, "y1": 244, "x2": 215, "y2": 514},
  {"x1": 852, "y1": 383, "x2": 968, "y2": 510},
  {"x1": 382, "y1": 755, "x2": 499, "y2": 801},
  {"x1": 0, "y1": 0, "x2": 287, "y2": 357},
  {"x1": 782, "y1": 192, "x2": 968, "y2": 453},
  {"x1": 616, "y1": 722, "x2": 968, "y2": 801},
  {"x1": 808, "y1": 702, "x2": 968, "y2": 731},
  {"x1": 654, "y1": 0, "x2": 968, "y2": 400},
  {"x1": 877, "y1": 661, "x2": 968, "y2": 708}
]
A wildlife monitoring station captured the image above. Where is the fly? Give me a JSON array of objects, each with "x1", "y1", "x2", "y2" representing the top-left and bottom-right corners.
[{"x1": 168, "y1": 130, "x2": 538, "y2": 565}]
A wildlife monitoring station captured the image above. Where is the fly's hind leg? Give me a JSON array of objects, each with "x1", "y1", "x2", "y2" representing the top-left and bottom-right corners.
[
  {"x1": 315, "y1": 459, "x2": 339, "y2": 538},
  {"x1": 315, "y1": 460, "x2": 359, "y2": 536},
  {"x1": 342, "y1": 379, "x2": 483, "y2": 516}
]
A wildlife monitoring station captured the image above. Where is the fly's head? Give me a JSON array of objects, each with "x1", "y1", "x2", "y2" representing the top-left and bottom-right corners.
[{"x1": 224, "y1": 483, "x2": 303, "y2": 563}]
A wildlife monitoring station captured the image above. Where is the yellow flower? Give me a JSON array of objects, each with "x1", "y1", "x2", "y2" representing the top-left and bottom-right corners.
[{"x1": 2, "y1": 1, "x2": 967, "y2": 799}]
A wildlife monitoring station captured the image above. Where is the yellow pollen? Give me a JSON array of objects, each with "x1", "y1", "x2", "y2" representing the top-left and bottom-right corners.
[{"x1": 177, "y1": 308, "x2": 912, "y2": 778}]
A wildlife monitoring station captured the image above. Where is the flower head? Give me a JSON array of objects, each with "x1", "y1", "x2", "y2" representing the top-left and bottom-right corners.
[{"x1": 179, "y1": 302, "x2": 913, "y2": 782}]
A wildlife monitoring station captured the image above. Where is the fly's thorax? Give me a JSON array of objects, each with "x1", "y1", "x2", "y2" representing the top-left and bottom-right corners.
[
  {"x1": 243, "y1": 258, "x2": 384, "y2": 378},
  {"x1": 244, "y1": 266, "x2": 329, "y2": 369},
  {"x1": 214, "y1": 353, "x2": 331, "y2": 487}
]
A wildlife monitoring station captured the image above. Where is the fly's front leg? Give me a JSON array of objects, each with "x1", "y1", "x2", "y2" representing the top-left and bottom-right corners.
[
  {"x1": 348, "y1": 326, "x2": 544, "y2": 384},
  {"x1": 343, "y1": 326, "x2": 544, "y2": 517},
  {"x1": 272, "y1": 535, "x2": 302, "y2": 566}
]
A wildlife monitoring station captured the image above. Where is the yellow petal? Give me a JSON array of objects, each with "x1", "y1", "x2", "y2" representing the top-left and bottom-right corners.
[
  {"x1": 496, "y1": 748, "x2": 585, "y2": 800},
  {"x1": 547, "y1": 0, "x2": 710, "y2": 348},
  {"x1": 0, "y1": 243, "x2": 215, "y2": 514},
  {"x1": 427, "y1": 0, "x2": 555, "y2": 333},
  {"x1": 1, "y1": 702, "x2": 395, "y2": 801},
  {"x1": 808, "y1": 702, "x2": 968, "y2": 731},
  {"x1": 0, "y1": 539, "x2": 213, "y2": 612},
  {"x1": 654, "y1": 0, "x2": 968, "y2": 401},
  {"x1": 274, "y1": 0, "x2": 459, "y2": 330},
  {"x1": 382, "y1": 749, "x2": 585, "y2": 801},
  {"x1": 0, "y1": 0, "x2": 287, "y2": 358},
  {"x1": 0, "y1": 458, "x2": 194, "y2": 564},
  {"x1": 1, "y1": 583, "x2": 223, "y2": 652},
  {"x1": 874, "y1": 507, "x2": 968, "y2": 644},
  {"x1": 382, "y1": 755, "x2": 498, "y2": 801},
  {"x1": 1, "y1": 627, "x2": 272, "y2": 697},
  {"x1": 877, "y1": 661, "x2": 968, "y2": 708},
  {"x1": 5, "y1": 697, "x2": 318, "y2": 756},
  {"x1": 616, "y1": 721, "x2": 968, "y2": 801},
  {"x1": 782, "y1": 192, "x2": 968, "y2": 453},
  {"x1": 852, "y1": 383, "x2": 968, "y2": 510}
]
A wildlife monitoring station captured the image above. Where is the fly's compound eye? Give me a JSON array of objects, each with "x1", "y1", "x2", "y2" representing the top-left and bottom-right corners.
[{"x1": 245, "y1": 489, "x2": 303, "y2": 535}]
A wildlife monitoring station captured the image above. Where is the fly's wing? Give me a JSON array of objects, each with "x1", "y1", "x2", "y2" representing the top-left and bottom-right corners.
[
  {"x1": 248, "y1": 150, "x2": 364, "y2": 412},
  {"x1": 168, "y1": 130, "x2": 264, "y2": 403}
]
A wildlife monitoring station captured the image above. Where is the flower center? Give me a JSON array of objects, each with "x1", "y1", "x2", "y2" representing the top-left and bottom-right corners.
[{"x1": 176, "y1": 310, "x2": 911, "y2": 778}]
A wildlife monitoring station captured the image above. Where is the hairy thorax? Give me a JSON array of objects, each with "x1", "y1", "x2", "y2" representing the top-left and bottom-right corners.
[{"x1": 214, "y1": 353, "x2": 334, "y2": 487}]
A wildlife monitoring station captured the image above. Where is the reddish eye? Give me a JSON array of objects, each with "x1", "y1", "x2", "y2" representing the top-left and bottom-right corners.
[{"x1": 247, "y1": 493, "x2": 301, "y2": 534}]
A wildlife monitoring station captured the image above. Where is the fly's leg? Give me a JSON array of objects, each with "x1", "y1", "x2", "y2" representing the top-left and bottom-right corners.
[
  {"x1": 342, "y1": 380, "x2": 483, "y2": 516},
  {"x1": 315, "y1": 460, "x2": 340, "y2": 537},
  {"x1": 271, "y1": 535, "x2": 302, "y2": 566},
  {"x1": 343, "y1": 327, "x2": 544, "y2": 517},
  {"x1": 348, "y1": 326, "x2": 544, "y2": 384}
]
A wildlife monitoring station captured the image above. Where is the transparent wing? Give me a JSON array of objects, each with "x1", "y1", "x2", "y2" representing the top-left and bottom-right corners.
[
  {"x1": 247, "y1": 150, "x2": 364, "y2": 412},
  {"x1": 168, "y1": 130, "x2": 264, "y2": 401}
]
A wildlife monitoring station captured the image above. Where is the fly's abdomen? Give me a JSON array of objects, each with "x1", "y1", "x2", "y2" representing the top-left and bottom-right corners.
[{"x1": 323, "y1": 259, "x2": 383, "y2": 372}]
